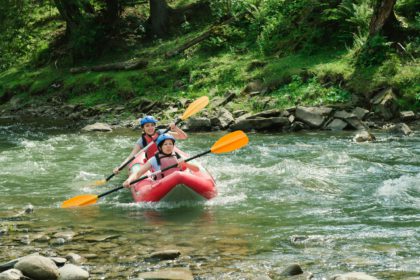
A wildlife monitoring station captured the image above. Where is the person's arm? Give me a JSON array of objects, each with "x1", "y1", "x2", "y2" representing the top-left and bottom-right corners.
[
  {"x1": 178, "y1": 159, "x2": 200, "y2": 172},
  {"x1": 113, "y1": 144, "x2": 142, "y2": 174},
  {"x1": 168, "y1": 123, "x2": 188, "y2": 139},
  {"x1": 123, "y1": 161, "x2": 152, "y2": 188}
]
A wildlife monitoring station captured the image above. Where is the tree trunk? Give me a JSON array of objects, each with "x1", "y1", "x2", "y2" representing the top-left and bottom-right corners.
[
  {"x1": 53, "y1": 0, "x2": 83, "y2": 36},
  {"x1": 148, "y1": 0, "x2": 171, "y2": 37},
  {"x1": 104, "y1": 0, "x2": 120, "y2": 26},
  {"x1": 368, "y1": 0, "x2": 399, "y2": 39}
]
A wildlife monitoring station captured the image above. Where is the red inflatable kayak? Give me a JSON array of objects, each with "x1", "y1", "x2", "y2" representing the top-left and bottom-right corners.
[{"x1": 128, "y1": 148, "x2": 217, "y2": 203}]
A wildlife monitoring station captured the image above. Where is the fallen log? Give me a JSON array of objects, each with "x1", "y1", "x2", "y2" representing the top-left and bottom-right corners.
[
  {"x1": 70, "y1": 58, "x2": 148, "y2": 74},
  {"x1": 165, "y1": 14, "x2": 244, "y2": 58}
]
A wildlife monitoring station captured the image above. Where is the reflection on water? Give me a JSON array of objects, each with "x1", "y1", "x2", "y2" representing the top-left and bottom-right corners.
[{"x1": 0, "y1": 117, "x2": 419, "y2": 279}]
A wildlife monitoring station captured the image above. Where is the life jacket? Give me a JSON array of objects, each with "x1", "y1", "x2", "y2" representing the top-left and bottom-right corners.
[
  {"x1": 141, "y1": 131, "x2": 161, "y2": 159},
  {"x1": 154, "y1": 152, "x2": 182, "y2": 180}
]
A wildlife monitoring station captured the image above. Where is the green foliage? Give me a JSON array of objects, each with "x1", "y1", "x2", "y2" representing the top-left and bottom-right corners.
[
  {"x1": 338, "y1": 0, "x2": 372, "y2": 34},
  {"x1": 0, "y1": 0, "x2": 58, "y2": 71},
  {"x1": 395, "y1": 0, "x2": 420, "y2": 20},
  {"x1": 355, "y1": 35, "x2": 393, "y2": 66},
  {"x1": 69, "y1": 18, "x2": 106, "y2": 59},
  {"x1": 271, "y1": 75, "x2": 351, "y2": 107},
  {"x1": 0, "y1": 0, "x2": 418, "y2": 113}
]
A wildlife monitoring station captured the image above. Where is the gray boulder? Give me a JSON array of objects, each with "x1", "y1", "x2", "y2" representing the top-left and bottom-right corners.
[
  {"x1": 230, "y1": 117, "x2": 289, "y2": 131},
  {"x1": 330, "y1": 272, "x2": 378, "y2": 280},
  {"x1": 352, "y1": 107, "x2": 370, "y2": 120},
  {"x1": 384, "y1": 123, "x2": 413, "y2": 135},
  {"x1": 399, "y1": 111, "x2": 415, "y2": 121},
  {"x1": 295, "y1": 106, "x2": 333, "y2": 127},
  {"x1": 148, "y1": 250, "x2": 181, "y2": 261},
  {"x1": 353, "y1": 130, "x2": 376, "y2": 142},
  {"x1": 14, "y1": 255, "x2": 59, "y2": 280},
  {"x1": 81, "y1": 122, "x2": 112, "y2": 132},
  {"x1": 210, "y1": 108, "x2": 235, "y2": 129},
  {"x1": 0, "y1": 269, "x2": 23, "y2": 280},
  {"x1": 326, "y1": 119, "x2": 348, "y2": 130},
  {"x1": 370, "y1": 88, "x2": 399, "y2": 120},
  {"x1": 185, "y1": 117, "x2": 212, "y2": 131},
  {"x1": 136, "y1": 268, "x2": 193, "y2": 280},
  {"x1": 58, "y1": 264, "x2": 89, "y2": 280}
]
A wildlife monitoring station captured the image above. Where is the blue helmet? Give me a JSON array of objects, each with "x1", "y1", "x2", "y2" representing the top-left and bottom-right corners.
[
  {"x1": 139, "y1": 116, "x2": 158, "y2": 127},
  {"x1": 156, "y1": 134, "x2": 176, "y2": 148}
]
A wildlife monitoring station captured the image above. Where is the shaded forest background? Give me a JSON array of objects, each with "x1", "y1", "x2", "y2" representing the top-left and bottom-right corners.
[{"x1": 0, "y1": 0, "x2": 418, "y2": 114}]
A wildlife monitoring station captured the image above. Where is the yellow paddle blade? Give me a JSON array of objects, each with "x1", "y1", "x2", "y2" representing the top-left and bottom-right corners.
[
  {"x1": 180, "y1": 96, "x2": 209, "y2": 120},
  {"x1": 92, "y1": 179, "x2": 106, "y2": 187},
  {"x1": 61, "y1": 194, "x2": 98, "y2": 208},
  {"x1": 211, "y1": 130, "x2": 249, "y2": 154}
]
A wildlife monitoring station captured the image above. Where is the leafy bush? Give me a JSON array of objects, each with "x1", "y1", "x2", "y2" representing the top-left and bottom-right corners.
[
  {"x1": 395, "y1": 0, "x2": 420, "y2": 20},
  {"x1": 272, "y1": 75, "x2": 350, "y2": 107},
  {"x1": 355, "y1": 35, "x2": 392, "y2": 66}
]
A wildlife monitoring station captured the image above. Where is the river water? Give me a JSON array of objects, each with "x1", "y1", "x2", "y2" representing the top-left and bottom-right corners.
[{"x1": 1, "y1": 116, "x2": 419, "y2": 279}]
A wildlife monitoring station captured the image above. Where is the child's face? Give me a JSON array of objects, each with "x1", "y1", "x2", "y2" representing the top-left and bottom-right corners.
[
  {"x1": 143, "y1": 123, "x2": 156, "y2": 135},
  {"x1": 161, "y1": 140, "x2": 174, "y2": 154}
]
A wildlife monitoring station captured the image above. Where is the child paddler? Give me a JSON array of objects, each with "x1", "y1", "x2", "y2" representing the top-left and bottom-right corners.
[
  {"x1": 114, "y1": 116, "x2": 187, "y2": 175},
  {"x1": 123, "y1": 134, "x2": 199, "y2": 187}
]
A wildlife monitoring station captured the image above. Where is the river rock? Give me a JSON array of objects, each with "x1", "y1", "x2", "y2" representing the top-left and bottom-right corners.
[
  {"x1": 0, "y1": 269, "x2": 23, "y2": 280},
  {"x1": 250, "y1": 109, "x2": 282, "y2": 118},
  {"x1": 290, "y1": 121, "x2": 308, "y2": 131},
  {"x1": 399, "y1": 111, "x2": 415, "y2": 121},
  {"x1": 230, "y1": 117, "x2": 289, "y2": 131},
  {"x1": 0, "y1": 260, "x2": 19, "y2": 273},
  {"x1": 58, "y1": 264, "x2": 89, "y2": 280},
  {"x1": 148, "y1": 250, "x2": 181, "y2": 260},
  {"x1": 325, "y1": 119, "x2": 348, "y2": 130},
  {"x1": 53, "y1": 231, "x2": 75, "y2": 242},
  {"x1": 384, "y1": 123, "x2": 413, "y2": 135},
  {"x1": 135, "y1": 268, "x2": 193, "y2": 280},
  {"x1": 83, "y1": 234, "x2": 119, "y2": 242},
  {"x1": 370, "y1": 88, "x2": 399, "y2": 120},
  {"x1": 330, "y1": 272, "x2": 378, "y2": 280},
  {"x1": 14, "y1": 255, "x2": 59, "y2": 280},
  {"x1": 23, "y1": 204, "x2": 34, "y2": 214},
  {"x1": 65, "y1": 253, "x2": 85, "y2": 265},
  {"x1": 232, "y1": 110, "x2": 247, "y2": 118},
  {"x1": 185, "y1": 117, "x2": 212, "y2": 131},
  {"x1": 210, "y1": 108, "x2": 234, "y2": 129},
  {"x1": 81, "y1": 122, "x2": 112, "y2": 132},
  {"x1": 280, "y1": 263, "x2": 304, "y2": 276},
  {"x1": 352, "y1": 107, "x2": 370, "y2": 120},
  {"x1": 295, "y1": 106, "x2": 333, "y2": 128},
  {"x1": 50, "y1": 257, "x2": 67, "y2": 266},
  {"x1": 353, "y1": 130, "x2": 376, "y2": 142}
]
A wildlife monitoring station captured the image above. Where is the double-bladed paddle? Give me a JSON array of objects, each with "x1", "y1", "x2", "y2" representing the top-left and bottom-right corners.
[
  {"x1": 62, "y1": 130, "x2": 249, "y2": 208},
  {"x1": 93, "y1": 96, "x2": 209, "y2": 186}
]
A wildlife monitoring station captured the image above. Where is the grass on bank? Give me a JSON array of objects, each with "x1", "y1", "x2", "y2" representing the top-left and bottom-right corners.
[{"x1": 0, "y1": 1, "x2": 419, "y2": 112}]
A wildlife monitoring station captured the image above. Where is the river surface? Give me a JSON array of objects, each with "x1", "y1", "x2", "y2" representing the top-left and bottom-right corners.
[{"x1": 0, "y1": 116, "x2": 419, "y2": 279}]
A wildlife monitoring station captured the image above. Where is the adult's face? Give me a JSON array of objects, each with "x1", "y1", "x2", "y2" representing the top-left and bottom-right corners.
[{"x1": 143, "y1": 123, "x2": 156, "y2": 135}]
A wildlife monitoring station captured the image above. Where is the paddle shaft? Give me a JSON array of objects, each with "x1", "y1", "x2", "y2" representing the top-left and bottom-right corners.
[
  {"x1": 98, "y1": 149, "x2": 211, "y2": 199},
  {"x1": 104, "y1": 119, "x2": 182, "y2": 182}
]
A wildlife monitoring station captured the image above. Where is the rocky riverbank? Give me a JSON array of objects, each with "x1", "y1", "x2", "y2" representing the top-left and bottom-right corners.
[
  {"x1": 0, "y1": 207, "x2": 384, "y2": 280},
  {"x1": 1, "y1": 87, "x2": 417, "y2": 142}
]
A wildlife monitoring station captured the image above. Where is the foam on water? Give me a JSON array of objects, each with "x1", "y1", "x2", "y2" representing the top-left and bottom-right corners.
[{"x1": 376, "y1": 173, "x2": 420, "y2": 208}]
